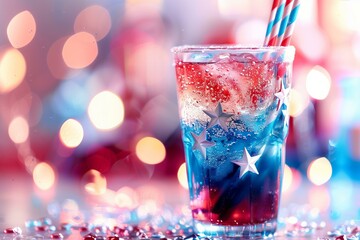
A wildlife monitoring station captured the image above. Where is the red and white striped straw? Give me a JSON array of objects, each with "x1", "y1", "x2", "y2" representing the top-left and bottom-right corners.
[
  {"x1": 281, "y1": 0, "x2": 301, "y2": 46},
  {"x1": 263, "y1": 0, "x2": 280, "y2": 46},
  {"x1": 266, "y1": 0, "x2": 286, "y2": 46},
  {"x1": 276, "y1": 0, "x2": 294, "y2": 46}
]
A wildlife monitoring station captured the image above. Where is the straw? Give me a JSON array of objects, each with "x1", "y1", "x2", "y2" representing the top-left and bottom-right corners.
[
  {"x1": 276, "y1": 0, "x2": 294, "y2": 46},
  {"x1": 266, "y1": 0, "x2": 286, "y2": 46},
  {"x1": 280, "y1": 0, "x2": 301, "y2": 46},
  {"x1": 263, "y1": 0, "x2": 281, "y2": 46},
  {"x1": 264, "y1": 0, "x2": 301, "y2": 47}
]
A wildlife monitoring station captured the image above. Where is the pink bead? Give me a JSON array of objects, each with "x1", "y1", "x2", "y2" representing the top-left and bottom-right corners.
[
  {"x1": 83, "y1": 233, "x2": 97, "y2": 240},
  {"x1": 35, "y1": 225, "x2": 48, "y2": 232},
  {"x1": 3, "y1": 227, "x2": 22, "y2": 234},
  {"x1": 79, "y1": 226, "x2": 89, "y2": 232},
  {"x1": 50, "y1": 233, "x2": 64, "y2": 239},
  {"x1": 335, "y1": 235, "x2": 346, "y2": 240},
  {"x1": 107, "y1": 237, "x2": 120, "y2": 240}
]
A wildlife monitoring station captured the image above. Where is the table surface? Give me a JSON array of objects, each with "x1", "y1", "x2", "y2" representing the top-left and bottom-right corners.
[{"x1": 0, "y1": 172, "x2": 359, "y2": 239}]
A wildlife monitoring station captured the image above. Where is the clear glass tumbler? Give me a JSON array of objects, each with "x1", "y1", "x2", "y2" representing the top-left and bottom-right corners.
[{"x1": 171, "y1": 45, "x2": 295, "y2": 239}]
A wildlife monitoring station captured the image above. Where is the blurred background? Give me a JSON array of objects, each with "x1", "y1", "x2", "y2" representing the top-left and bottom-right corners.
[{"x1": 0, "y1": 0, "x2": 360, "y2": 227}]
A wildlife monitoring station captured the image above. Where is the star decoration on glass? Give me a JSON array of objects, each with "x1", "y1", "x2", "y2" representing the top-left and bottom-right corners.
[
  {"x1": 203, "y1": 102, "x2": 234, "y2": 131},
  {"x1": 275, "y1": 80, "x2": 290, "y2": 110},
  {"x1": 191, "y1": 129, "x2": 215, "y2": 159},
  {"x1": 232, "y1": 148, "x2": 261, "y2": 179}
]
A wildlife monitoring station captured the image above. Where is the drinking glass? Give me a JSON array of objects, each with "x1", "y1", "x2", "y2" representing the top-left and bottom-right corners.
[{"x1": 171, "y1": 45, "x2": 295, "y2": 238}]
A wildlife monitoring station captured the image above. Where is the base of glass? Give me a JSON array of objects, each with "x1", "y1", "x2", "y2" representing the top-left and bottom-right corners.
[{"x1": 193, "y1": 219, "x2": 277, "y2": 239}]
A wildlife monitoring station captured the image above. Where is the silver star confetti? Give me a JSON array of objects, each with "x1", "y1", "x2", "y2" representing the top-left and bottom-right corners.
[
  {"x1": 232, "y1": 148, "x2": 261, "y2": 178},
  {"x1": 203, "y1": 102, "x2": 234, "y2": 131},
  {"x1": 275, "y1": 80, "x2": 290, "y2": 110},
  {"x1": 191, "y1": 129, "x2": 215, "y2": 159}
]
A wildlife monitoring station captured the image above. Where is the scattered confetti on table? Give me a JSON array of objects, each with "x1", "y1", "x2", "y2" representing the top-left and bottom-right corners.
[{"x1": 1, "y1": 202, "x2": 359, "y2": 240}]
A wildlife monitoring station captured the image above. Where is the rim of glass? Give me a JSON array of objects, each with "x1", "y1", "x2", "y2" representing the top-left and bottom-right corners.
[{"x1": 171, "y1": 44, "x2": 295, "y2": 53}]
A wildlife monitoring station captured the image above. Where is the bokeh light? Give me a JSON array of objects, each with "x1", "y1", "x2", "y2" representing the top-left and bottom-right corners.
[
  {"x1": 59, "y1": 119, "x2": 84, "y2": 148},
  {"x1": 0, "y1": 48, "x2": 26, "y2": 93},
  {"x1": 74, "y1": 5, "x2": 111, "y2": 41},
  {"x1": 115, "y1": 186, "x2": 139, "y2": 209},
  {"x1": 62, "y1": 32, "x2": 98, "y2": 69},
  {"x1": 177, "y1": 162, "x2": 188, "y2": 189},
  {"x1": 306, "y1": 66, "x2": 332, "y2": 100},
  {"x1": 288, "y1": 89, "x2": 309, "y2": 117},
  {"x1": 7, "y1": 10, "x2": 36, "y2": 48},
  {"x1": 83, "y1": 169, "x2": 107, "y2": 195},
  {"x1": 88, "y1": 91, "x2": 125, "y2": 131},
  {"x1": 8, "y1": 116, "x2": 29, "y2": 144},
  {"x1": 282, "y1": 164, "x2": 293, "y2": 193},
  {"x1": 135, "y1": 137, "x2": 166, "y2": 165},
  {"x1": 307, "y1": 157, "x2": 332, "y2": 186},
  {"x1": 33, "y1": 162, "x2": 56, "y2": 191},
  {"x1": 330, "y1": 0, "x2": 360, "y2": 32}
]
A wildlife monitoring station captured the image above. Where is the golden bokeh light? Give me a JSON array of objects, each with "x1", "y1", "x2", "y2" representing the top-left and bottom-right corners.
[
  {"x1": 282, "y1": 164, "x2": 293, "y2": 193},
  {"x1": 33, "y1": 162, "x2": 56, "y2": 190},
  {"x1": 307, "y1": 157, "x2": 332, "y2": 186},
  {"x1": 88, "y1": 91, "x2": 125, "y2": 131},
  {"x1": 59, "y1": 119, "x2": 84, "y2": 148},
  {"x1": 306, "y1": 65, "x2": 332, "y2": 100},
  {"x1": 83, "y1": 169, "x2": 107, "y2": 195},
  {"x1": 177, "y1": 162, "x2": 188, "y2": 189},
  {"x1": 7, "y1": 10, "x2": 36, "y2": 48},
  {"x1": 135, "y1": 137, "x2": 166, "y2": 165},
  {"x1": 115, "y1": 186, "x2": 139, "y2": 209},
  {"x1": 8, "y1": 116, "x2": 29, "y2": 144},
  {"x1": 0, "y1": 48, "x2": 26, "y2": 93},
  {"x1": 288, "y1": 89, "x2": 309, "y2": 117},
  {"x1": 330, "y1": 0, "x2": 360, "y2": 32},
  {"x1": 74, "y1": 5, "x2": 111, "y2": 41},
  {"x1": 62, "y1": 32, "x2": 98, "y2": 69}
]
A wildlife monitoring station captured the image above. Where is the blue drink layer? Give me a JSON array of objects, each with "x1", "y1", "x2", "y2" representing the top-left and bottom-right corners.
[
  {"x1": 181, "y1": 109, "x2": 288, "y2": 225},
  {"x1": 175, "y1": 54, "x2": 292, "y2": 230}
]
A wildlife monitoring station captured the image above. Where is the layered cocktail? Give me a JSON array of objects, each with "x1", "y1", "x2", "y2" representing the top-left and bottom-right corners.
[{"x1": 172, "y1": 46, "x2": 295, "y2": 238}]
